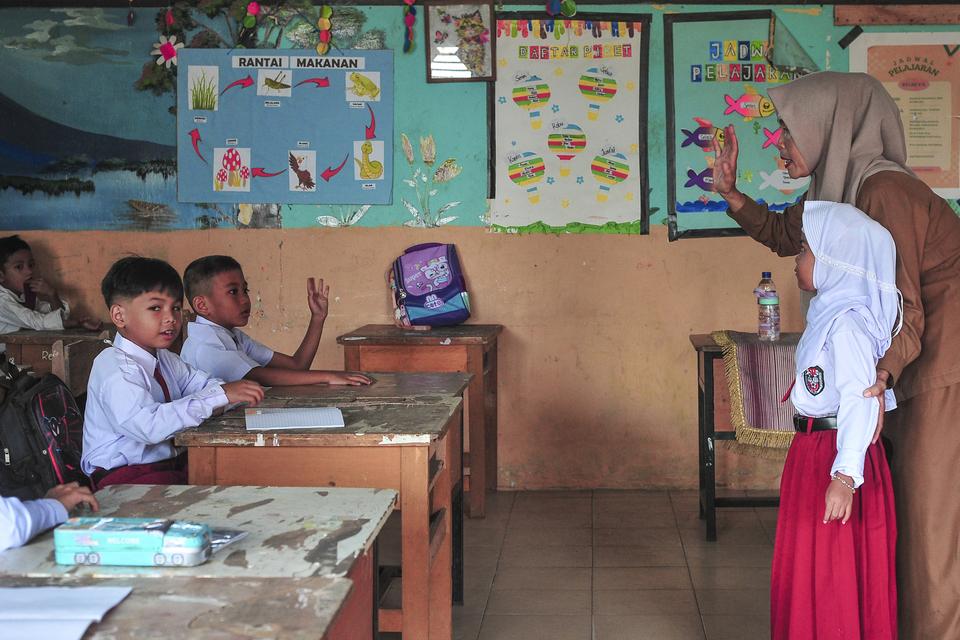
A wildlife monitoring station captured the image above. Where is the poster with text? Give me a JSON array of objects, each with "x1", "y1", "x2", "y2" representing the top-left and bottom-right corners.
[
  {"x1": 665, "y1": 12, "x2": 809, "y2": 240},
  {"x1": 490, "y1": 14, "x2": 650, "y2": 234},
  {"x1": 850, "y1": 33, "x2": 960, "y2": 198},
  {"x1": 177, "y1": 49, "x2": 393, "y2": 204}
]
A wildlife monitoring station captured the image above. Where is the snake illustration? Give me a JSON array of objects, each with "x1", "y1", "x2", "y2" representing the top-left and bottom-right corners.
[{"x1": 355, "y1": 141, "x2": 383, "y2": 180}]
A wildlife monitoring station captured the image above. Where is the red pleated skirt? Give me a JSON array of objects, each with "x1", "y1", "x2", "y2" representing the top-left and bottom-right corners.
[{"x1": 771, "y1": 430, "x2": 897, "y2": 640}]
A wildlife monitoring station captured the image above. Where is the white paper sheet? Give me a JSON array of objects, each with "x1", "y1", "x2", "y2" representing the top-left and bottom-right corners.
[
  {"x1": 244, "y1": 407, "x2": 345, "y2": 430},
  {"x1": 0, "y1": 586, "x2": 131, "y2": 640}
]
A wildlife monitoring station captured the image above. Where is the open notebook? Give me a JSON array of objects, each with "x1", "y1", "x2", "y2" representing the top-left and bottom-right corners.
[{"x1": 244, "y1": 407, "x2": 345, "y2": 431}]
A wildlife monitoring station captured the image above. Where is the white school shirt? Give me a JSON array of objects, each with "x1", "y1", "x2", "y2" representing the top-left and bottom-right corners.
[
  {"x1": 0, "y1": 496, "x2": 67, "y2": 552},
  {"x1": 180, "y1": 316, "x2": 274, "y2": 382},
  {"x1": 790, "y1": 312, "x2": 897, "y2": 488},
  {"x1": 0, "y1": 284, "x2": 69, "y2": 334},
  {"x1": 81, "y1": 332, "x2": 228, "y2": 475}
]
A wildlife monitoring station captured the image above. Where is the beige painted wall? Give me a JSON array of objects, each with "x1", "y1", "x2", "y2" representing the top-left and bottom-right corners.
[{"x1": 25, "y1": 225, "x2": 802, "y2": 490}]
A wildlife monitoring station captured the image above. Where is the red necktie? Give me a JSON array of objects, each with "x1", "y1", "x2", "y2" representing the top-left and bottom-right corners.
[{"x1": 154, "y1": 363, "x2": 172, "y2": 403}]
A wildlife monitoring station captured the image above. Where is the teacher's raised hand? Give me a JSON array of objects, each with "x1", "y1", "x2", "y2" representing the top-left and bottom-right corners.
[{"x1": 711, "y1": 124, "x2": 746, "y2": 212}]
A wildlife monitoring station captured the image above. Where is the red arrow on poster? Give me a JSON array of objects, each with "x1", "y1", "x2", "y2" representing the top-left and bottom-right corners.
[
  {"x1": 321, "y1": 154, "x2": 349, "y2": 182},
  {"x1": 252, "y1": 167, "x2": 285, "y2": 178},
  {"x1": 220, "y1": 75, "x2": 254, "y2": 96},
  {"x1": 294, "y1": 77, "x2": 331, "y2": 89},
  {"x1": 365, "y1": 104, "x2": 376, "y2": 140},
  {"x1": 188, "y1": 128, "x2": 206, "y2": 163}
]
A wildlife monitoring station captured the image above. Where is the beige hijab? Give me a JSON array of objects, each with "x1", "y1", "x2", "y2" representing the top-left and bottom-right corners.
[{"x1": 768, "y1": 71, "x2": 913, "y2": 205}]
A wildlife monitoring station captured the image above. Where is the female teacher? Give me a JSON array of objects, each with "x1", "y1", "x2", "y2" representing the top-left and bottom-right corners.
[{"x1": 712, "y1": 71, "x2": 960, "y2": 639}]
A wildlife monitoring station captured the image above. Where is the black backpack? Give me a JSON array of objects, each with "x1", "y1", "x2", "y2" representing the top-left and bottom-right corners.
[{"x1": 0, "y1": 359, "x2": 86, "y2": 500}]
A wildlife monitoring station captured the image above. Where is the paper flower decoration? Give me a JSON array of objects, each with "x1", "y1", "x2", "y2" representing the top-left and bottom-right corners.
[
  {"x1": 419, "y1": 135, "x2": 436, "y2": 166},
  {"x1": 151, "y1": 34, "x2": 183, "y2": 68},
  {"x1": 401, "y1": 134, "x2": 415, "y2": 164},
  {"x1": 433, "y1": 158, "x2": 462, "y2": 184}
]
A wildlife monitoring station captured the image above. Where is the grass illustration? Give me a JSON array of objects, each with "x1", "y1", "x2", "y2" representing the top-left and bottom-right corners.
[{"x1": 190, "y1": 71, "x2": 217, "y2": 110}]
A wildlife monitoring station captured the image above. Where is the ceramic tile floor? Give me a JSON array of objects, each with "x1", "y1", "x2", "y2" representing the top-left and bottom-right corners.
[{"x1": 456, "y1": 490, "x2": 777, "y2": 640}]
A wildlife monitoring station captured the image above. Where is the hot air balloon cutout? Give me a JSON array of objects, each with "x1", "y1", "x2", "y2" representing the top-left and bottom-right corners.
[
  {"x1": 214, "y1": 147, "x2": 251, "y2": 192},
  {"x1": 591, "y1": 149, "x2": 630, "y2": 202},
  {"x1": 507, "y1": 151, "x2": 546, "y2": 204},
  {"x1": 512, "y1": 73, "x2": 552, "y2": 131},
  {"x1": 547, "y1": 122, "x2": 587, "y2": 178},
  {"x1": 579, "y1": 66, "x2": 617, "y2": 121}
]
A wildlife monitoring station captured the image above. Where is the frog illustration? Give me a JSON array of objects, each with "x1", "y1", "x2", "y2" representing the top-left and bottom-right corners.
[{"x1": 349, "y1": 72, "x2": 380, "y2": 99}]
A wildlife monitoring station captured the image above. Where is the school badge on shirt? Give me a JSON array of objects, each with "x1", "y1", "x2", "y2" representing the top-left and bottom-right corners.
[{"x1": 803, "y1": 366, "x2": 825, "y2": 395}]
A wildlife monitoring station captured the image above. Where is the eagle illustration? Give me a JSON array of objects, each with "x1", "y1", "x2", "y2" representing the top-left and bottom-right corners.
[{"x1": 289, "y1": 153, "x2": 316, "y2": 190}]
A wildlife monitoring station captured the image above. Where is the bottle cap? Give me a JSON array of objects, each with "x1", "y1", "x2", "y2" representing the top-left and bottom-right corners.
[
  {"x1": 762, "y1": 271, "x2": 772, "y2": 278},
  {"x1": 758, "y1": 297, "x2": 780, "y2": 305}
]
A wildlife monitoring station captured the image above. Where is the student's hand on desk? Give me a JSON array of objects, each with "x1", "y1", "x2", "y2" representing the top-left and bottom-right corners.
[
  {"x1": 63, "y1": 317, "x2": 102, "y2": 331},
  {"x1": 327, "y1": 372, "x2": 373, "y2": 386},
  {"x1": 46, "y1": 482, "x2": 99, "y2": 513},
  {"x1": 307, "y1": 277, "x2": 329, "y2": 321},
  {"x1": 863, "y1": 368, "x2": 891, "y2": 444},
  {"x1": 223, "y1": 380, "x2": 265, "y2": 406},
  {"x1": 823, "y1": 474, "x2": 855, "y2": 525}
]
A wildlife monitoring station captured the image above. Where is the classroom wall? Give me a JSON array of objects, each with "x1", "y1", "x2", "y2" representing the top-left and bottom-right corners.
[
  {"x1": 26, "y1": 225, "x2": 801, "y2": 490},
  {"x1": 10, "y1": 4, "x2": 957, "y2": 489}
]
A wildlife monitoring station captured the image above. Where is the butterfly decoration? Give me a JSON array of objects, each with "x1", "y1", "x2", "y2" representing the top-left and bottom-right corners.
[{"x1": 434, "y1": 30, "x2": 448, "y2": 44}]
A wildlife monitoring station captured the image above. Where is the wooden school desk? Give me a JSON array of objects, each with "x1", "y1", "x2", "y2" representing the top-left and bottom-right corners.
[
  {"x1": 177, "y1": 398, "x2": 464, "y2": 640},
  {"x1": 1, "y1": 575, "x2": 354, "y2": 639},
  {"x1": 690, "y1": 334, "x2": 781, "y2": 541},
  {"x1": 1, "y1": 328, "x2": 110, "y2": 396},
  {"x1": 0, "y1": 484, "x2": 396, "y2": 639},
  {"x1": 338, "y1": 324, "x2": 502, "y2": 518}
]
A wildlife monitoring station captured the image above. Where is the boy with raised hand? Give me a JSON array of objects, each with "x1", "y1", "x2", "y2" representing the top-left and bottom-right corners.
[{"x1": 180, "y1": 255, "x2": 371, "y2": 386}]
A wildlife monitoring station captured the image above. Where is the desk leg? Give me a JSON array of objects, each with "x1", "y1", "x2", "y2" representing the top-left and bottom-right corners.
[
  {"x1": 400, "y1": 446, "x2": 432, "y2": 639},
  {"x1": 452, "y1": 409, "x2": 464, "y2": 605},
  {"x1": 465, "y1": 347, "x2": 486, "y2": 518},
  {"x1": 703, "y1": 354, "x2": 717, "y2": 542},
  {"x1": 698, "y1": 354, "x2": 706, "y2": 520}
]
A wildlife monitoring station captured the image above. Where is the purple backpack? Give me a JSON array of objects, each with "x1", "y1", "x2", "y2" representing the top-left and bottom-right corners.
[{"x1": 392, "y1": 243, "x2": 471, "y2": 327}]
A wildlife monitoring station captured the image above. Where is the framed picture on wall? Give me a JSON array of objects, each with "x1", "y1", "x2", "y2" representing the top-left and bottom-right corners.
[{"x1": 424, "y1": 1, "x2": 496, "y2": 83}]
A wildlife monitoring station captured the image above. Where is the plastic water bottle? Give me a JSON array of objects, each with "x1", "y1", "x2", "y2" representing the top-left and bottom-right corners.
[{"x1": 755, "y1": 272, "x2": 780, "y2": 341}]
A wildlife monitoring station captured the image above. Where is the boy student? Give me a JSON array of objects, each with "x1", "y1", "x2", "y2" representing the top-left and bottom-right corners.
[
  {"x1": 772, "y1": 202, "x2": 900, "y2": 639},
  {"x1": 180, "y1": 255, "x2": 372, "y2": 386},
  {"x1": 0, "y1": 483, "x2": 98, "y2": 552},
  {"x1": 0, "y1": 235, "x2": 101, "y2": 334},
  {"x1": 82, "y1": 257, "x2": 264, "y2": 488}
]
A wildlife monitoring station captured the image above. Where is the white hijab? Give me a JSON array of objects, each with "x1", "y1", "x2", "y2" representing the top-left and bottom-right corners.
[{"x1": 795, "y1": 201, "x2": 902, "y2": 372}]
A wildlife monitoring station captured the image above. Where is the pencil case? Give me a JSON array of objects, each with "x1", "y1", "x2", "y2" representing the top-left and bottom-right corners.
[{"x1": 54, "y1": 517, "x2": 212, "y2": 567}]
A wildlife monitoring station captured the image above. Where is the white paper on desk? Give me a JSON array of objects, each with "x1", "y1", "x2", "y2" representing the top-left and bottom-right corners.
[
  {"x1": 244, "y1": 407, "x2": 345, "y2": 430},
  {"x1": 1, "y1": 586, "x2": 131, "y2": 640},
  {"x1": 0, "y1": 586, "x2": 131, "y2": 621},
  {"x1": 8, "y1": 619, "x2": 91, "y2": 640}
]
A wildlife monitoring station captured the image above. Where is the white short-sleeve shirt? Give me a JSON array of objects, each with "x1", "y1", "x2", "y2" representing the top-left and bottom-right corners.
[{"x1": 180, "y1": 316, "x2": 274, "y2": 382}]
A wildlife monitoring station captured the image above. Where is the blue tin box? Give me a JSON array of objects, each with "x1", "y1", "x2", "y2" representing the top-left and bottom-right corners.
[{"x1": 54, "y1": 517, "x2": 212, "y2": 567}]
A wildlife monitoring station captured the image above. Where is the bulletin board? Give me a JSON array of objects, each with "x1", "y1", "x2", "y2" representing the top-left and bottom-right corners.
[
  {"x1": 850, "y1": 32, "x2": 960, "y2": 199},
  {"x1": 665, "y1": 12, "x2": 809, "y2": 240},
  {"x1": 176, "y1": 48, "x2": 394, "y2": 205},
  {"x1": 490, "y1": 13, "x2": 651, "y2": 234}
]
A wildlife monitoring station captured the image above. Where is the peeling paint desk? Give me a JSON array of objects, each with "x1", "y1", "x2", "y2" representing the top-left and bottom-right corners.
[
  {"x1": 0, "y1": 328, "x2": 110, "y2": 396},
  {"x1": 0, "y1": 575, "x2": 354, "y2": 639},
  {"x1": 0, "y1": 484, "x2": 397, "y2": 639},
  {"x1": 338, "y1": 324, "x2": 502, "y2": 518},
  {"x1": 177, "y1": 398, "x2": 464, "y2": 640}
]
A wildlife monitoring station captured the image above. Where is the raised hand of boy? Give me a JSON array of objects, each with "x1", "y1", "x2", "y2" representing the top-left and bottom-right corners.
[
  {"x1": 307, "y1": 277, "x2": 330, "y2": 322},
  {"x1": 46, "y1": 482, "x2": 99, "y2": 513},
  {"x1": 222, "y1": 380, "x2": 265, "y2": 406}
]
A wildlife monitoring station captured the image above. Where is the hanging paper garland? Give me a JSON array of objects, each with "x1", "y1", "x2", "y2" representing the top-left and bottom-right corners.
[
  {"x1": 316, "y1": 5, "x2": 333, "y2": 55},
  {"x1": 402, "y1": 0, "x2": 416, "y2": 53},
  {"x1": 545, "y1": 0, "x2": 561, "y2": 16}
]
